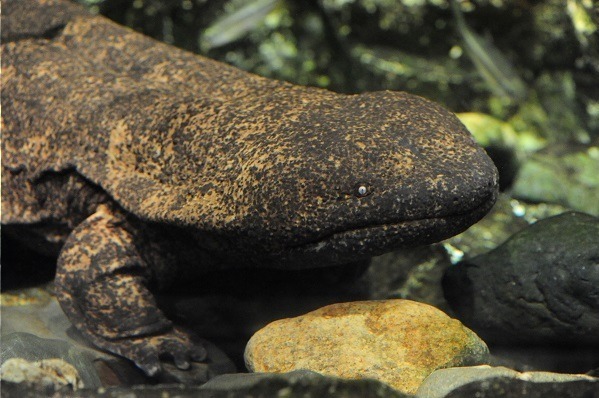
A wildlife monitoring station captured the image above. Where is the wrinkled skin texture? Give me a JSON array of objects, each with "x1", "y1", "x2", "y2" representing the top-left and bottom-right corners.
[{"x1": 1, "y1": 0, "x2": 498, "y2": 380}]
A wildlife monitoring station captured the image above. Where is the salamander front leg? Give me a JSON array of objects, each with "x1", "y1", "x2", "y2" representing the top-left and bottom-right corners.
[{"x1": 55, "y1": 205, "x2": 207, "y2": 378}]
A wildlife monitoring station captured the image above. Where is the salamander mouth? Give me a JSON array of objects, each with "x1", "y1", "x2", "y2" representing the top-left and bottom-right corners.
[{"x1": 286, "y1": 190, "x2": 496, "y2": 262}]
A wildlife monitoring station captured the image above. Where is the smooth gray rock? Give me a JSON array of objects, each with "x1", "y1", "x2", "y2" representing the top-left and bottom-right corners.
[
  {"x1": 444, "y1": 377, "x2": 599, "y2": 398},
  {"x1": 443, "y1": 211, "x2": 599, "y2": 345},
  {"x1": 201, "y1": 370, "x2": 410, "y2": 397},
  {"x1": 416, "y1": 366, "x2": 597, "y2": 398},
  {"x1": 512, "y1": 148, "x2": 599, "y2": 216}
]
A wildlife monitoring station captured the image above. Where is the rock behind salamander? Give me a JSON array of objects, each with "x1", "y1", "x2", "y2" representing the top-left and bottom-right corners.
[{"x1": 1, "y1": 0, "x2": 498, "y2": 380}]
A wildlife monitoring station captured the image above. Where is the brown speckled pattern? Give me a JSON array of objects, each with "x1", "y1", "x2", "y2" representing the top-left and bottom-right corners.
[
  {"x1": 55, "y1": 204, "x2": 206, "y2": 376},
  {"x1": 1, "y1": 0, "x2": 498, "y2": 376}
]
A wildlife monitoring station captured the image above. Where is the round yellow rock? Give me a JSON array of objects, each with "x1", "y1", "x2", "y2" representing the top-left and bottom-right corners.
[{"x1": 244, "y1": 299, "x2": 489, "y2": 394}]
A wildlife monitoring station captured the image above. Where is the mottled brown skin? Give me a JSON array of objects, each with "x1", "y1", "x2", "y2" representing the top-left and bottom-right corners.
[{"x1": 2, "y1": 0, "x2": 498, "y2": 380}]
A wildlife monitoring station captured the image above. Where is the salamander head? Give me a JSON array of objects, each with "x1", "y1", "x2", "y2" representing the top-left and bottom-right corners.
[{"x1": 223, "y1": 90, "x2": 498, "y2": 267}]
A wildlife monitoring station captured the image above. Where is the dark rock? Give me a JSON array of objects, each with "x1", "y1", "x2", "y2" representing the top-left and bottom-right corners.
[
  {"x1": 0, "y1": 381, "x2": 215, "y2": 398},
  {"x1": 443, "y1": 211, "x2": 599, "y2": 346},
  {"x1": 1, "y1": 370, "x2": 411, "y2": 398}
]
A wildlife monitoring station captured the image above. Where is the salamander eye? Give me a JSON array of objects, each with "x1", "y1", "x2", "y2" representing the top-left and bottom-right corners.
[{"x1": 356, "y1": 184, "x2": 370, "y2": 197}]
